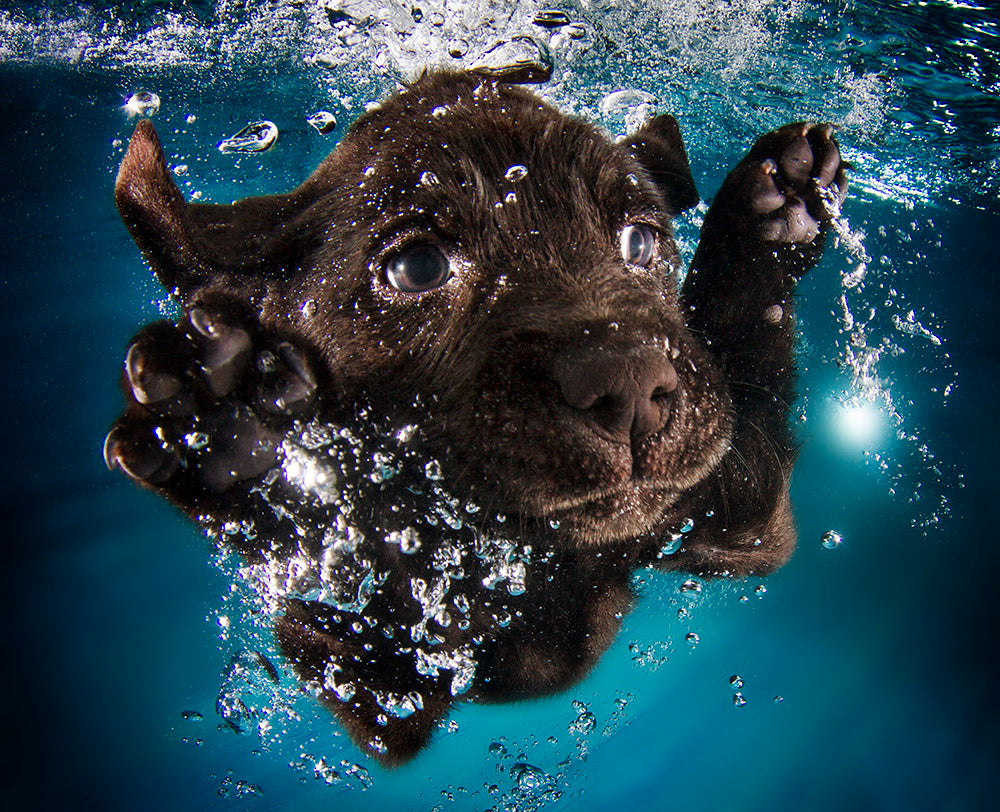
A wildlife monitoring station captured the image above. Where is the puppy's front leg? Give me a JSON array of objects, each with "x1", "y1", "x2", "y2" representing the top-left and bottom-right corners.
[{"x1": 664, "y1": 125, "x2": 847, "y2": 576}]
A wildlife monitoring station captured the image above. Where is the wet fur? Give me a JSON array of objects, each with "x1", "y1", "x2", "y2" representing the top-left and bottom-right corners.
[{"x1": 106, "y1": 71, "x2": 846, "y2": 764}]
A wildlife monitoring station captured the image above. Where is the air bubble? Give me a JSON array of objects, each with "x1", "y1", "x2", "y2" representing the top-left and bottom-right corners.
[
  {"x1": 504, "y1": 164, "x2": 528, "y2": 182},
  {"x1": 658, "y1": 533, "x2": 683, "y2": 557},
  {"x1": 218, "y1": 121, "x2": 278, "y2": 154},
  {"x1": 685, "y1": 632, "x2": 700, "y2": 646},
  {"x1": 533, "y1": 9, "x2": 571, "y2": 29},
  {"x1": 599, "y1": 89, "x2": 657, "y2": 135},
  {"x1": 680, "y1": 578, "x2": 702, "y2": 594},
  {"x1": 306, "y1": 110, "x2": 337, "y2": 134},
  {"x1": 470, "y1": 36, "x2": 554, "y2": 84},
  {"x1": 510, "y1": 763, "x2": 549, "y2": 794},
  {"x1": 448, "y1": 38, "x2": 469, "y2": 58},
  {"x1": 729, "y1": 675, "x2": 744, "y2": 689},
  {"x1": 733, "y1": 692, "x2": 747, "y2": 707},
  {"x1": 821, "y1": 530, "x2": 844, "y2": 549},
  {"x1": 125, "y1": 90, "x2": 160, "y2": 118}
]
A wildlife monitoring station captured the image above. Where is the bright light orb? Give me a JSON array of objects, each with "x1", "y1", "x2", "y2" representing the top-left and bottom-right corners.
[{"x1": 832, "y1": 399, "x2": 885, "y2": 448}]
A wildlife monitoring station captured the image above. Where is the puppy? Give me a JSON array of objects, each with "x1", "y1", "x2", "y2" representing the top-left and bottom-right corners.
[{"x1": 105, "y1": 70, "x2": 846, "y2": 764}]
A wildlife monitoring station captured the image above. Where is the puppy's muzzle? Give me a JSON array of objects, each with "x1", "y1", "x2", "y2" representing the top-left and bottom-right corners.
[{"x1": 554, "y1": 345, "x2": 677, "y2": 445}]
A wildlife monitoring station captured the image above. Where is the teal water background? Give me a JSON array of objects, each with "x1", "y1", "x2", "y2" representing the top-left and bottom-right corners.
[{"x1": 2, "y1": 1, "x2": 997, "y2": 809}]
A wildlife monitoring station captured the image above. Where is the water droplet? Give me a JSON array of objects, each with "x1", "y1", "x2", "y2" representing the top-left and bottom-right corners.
[
  {"x1": 172, "y1": 164, "x2": 188, "y2": 176},
  {"x1": 185, "y1": 114, "x2": 196, "y2": 124},
  {"x1": 821, "y1": 530, "x2": 844, "y2": 549},
  {"x1": 419, "y1": 170, "x2": 440, "y2": 188},
  {"x1": 431, "y1": 105, "x2": 448, "y2": 118},
  {"x1": 424, "y1": 459, "x2": 443, "y2": 480},
  {"x1": 504, "y1": 164, "x2": 528, "y2": 182},
  {"x1": 754, "y1": 585, "x2": 767, "y2": 596},
  {"x1": 729, "y1": 674, "x2": 744, "y2": 689},
  {"x1": 301, "y1": 298, "x2": 317, "y2": 319},
  {"x1": 470, "y1": 36, "x2": 554, "y2": 84},
  {"x1": 218, "y1": 121, "x2": 278, "y2": 154},
  {"x1": 599, "y1": 89, "x2": 657, "y2": 135},
  {"x1": 306, "y1": 110, "x2": 337, "y2": 134},
  {"x1": 625, "y1": 172, "x2": 640, "y2": 187},
  {"x1": 548, "y1": 518, "x2": 560, "y2": 529},
  {"x1": 733, "y1": 692, "x2": 747, "y2": 707},
  {"x1": 685, "y1": 632, "x2": 700, "y2": 646},
  {"x1": 679, "y1": 517, "x2": 695, "y2": 533},
  {"x1": 125, "y1": 90, "x2": 160, "y2": 118},
  {"x1": 504, "y1": 191, "x2": 517, "y2": 204}
]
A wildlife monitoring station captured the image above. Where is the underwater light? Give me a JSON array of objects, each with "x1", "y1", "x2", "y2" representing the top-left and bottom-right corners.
[{"x1": 831, "y1": 398, "x2": 885, "y2": 449}]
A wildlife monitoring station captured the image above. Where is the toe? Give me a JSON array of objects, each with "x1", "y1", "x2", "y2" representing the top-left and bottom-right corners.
[
  {"x1": 125, "y1": 342, "x2": 182, "y2": 405},
  {"x1": 260, "y1": 343, "x2": 318, "y2": 414},
  {"x1": 189, "y1": 308, "x2": 253, "y2": 398},
  {"x1": 748, "y1": 159, "x2": 787, "y2": 214},
  {"x1": 778, "y1": 127, "x2": 814, "y2": 188},
  {"x1": 808, "y1": 124, "x2": 842, "y2": 188},
  {"x1": 104, "y1": 424, "x2": 180, "y2": 484}
]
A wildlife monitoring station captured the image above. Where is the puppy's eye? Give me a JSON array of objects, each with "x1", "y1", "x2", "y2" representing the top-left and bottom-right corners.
[
  {"x1": 385, "y1": 244, "x2": 451, "y2": 293},
  {"x1": 619, "y1": 224, "x2": 657, "y2": 266}
]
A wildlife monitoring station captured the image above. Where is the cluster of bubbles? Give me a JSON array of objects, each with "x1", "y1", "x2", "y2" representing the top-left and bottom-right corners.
[{"x1": 822, "y1": 180, "x2": 962, "y2": 536}]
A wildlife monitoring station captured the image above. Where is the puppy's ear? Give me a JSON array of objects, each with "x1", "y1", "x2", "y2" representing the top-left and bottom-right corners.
[
  {"x1": 115, "y1": 120, "x2": 319, "y2": 303},
  {"x1": 622, "y1": 114, "x2": 699, "y2": 214}
]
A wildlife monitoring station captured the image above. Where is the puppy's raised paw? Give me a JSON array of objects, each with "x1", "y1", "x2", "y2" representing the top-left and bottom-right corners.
[
  {"x1": 105, "y1": 309, "x2": 317, "y2": 496},
  {"x1": 731, "y1": 122, "x2": 848, "y2": 246}
]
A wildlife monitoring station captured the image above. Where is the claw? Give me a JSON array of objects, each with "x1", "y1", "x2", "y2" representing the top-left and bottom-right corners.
[
  {"x1": 103, "y1": 429, "x2": 121, "y2": 471},
  {"x1": 104, "y1": 426, "x2": 180, "y2": 484},
  {"x1": 126, "y1": 342, "x2": 182, "y2": 404}
]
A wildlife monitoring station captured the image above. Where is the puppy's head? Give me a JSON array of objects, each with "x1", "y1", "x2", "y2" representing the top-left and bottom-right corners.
[{"x1": 116, "y1": 71, "x2": 730, "y2": 545}]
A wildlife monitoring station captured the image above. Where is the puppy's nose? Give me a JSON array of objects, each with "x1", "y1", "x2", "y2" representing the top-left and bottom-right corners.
[{"x1": 556, "y1": 347, "x2": 678, "y2": 443}]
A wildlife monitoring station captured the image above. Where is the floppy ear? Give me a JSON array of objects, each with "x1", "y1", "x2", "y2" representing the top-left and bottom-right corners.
[
  {"x1": 115, "y1": 120, "x2": 320, "y2": 303},
  {"x1": 622, "y1": 114, "x2": 699, "y2": 214}
]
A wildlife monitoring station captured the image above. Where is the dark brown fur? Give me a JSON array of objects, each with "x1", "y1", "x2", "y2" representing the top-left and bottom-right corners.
[{"x1": 105, "y1": 71, "x2": 846, "y2": 764}]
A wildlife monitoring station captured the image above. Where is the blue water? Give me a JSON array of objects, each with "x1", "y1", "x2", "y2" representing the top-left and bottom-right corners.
[{"x1": 2, "y1": 1, "x2": 997, "y2": 809}]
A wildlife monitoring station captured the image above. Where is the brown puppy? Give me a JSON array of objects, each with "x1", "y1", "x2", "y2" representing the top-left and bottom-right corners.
[{"x1": 105, "y1": 71, "x2": 846, "y2": 764}]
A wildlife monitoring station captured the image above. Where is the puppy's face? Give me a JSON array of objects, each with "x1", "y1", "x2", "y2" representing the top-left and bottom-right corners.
[
  {"x1": 116, "y1": 71, "x2": 732, "y2": 546},
  {"x1": 269, "y1": 75, "x2": 732, "y2": 544}
]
